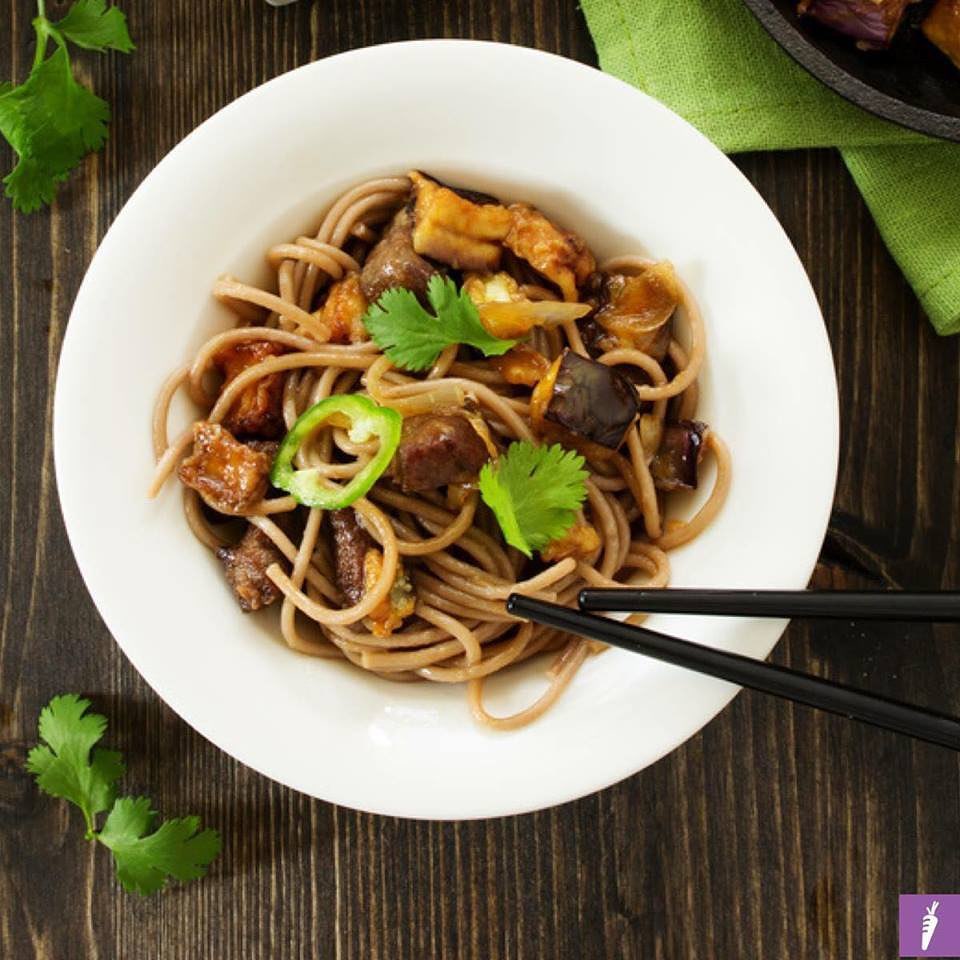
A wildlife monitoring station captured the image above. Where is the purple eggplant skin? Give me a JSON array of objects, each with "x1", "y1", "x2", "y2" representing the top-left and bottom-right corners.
[
  {"x1": 799, "y1": 0, "x2": 914, "y2": 47},
  {"x1": 650, "y1": 421, "x2": 707, "y2": 492},
  {"x1": 544, "y1": 350, "x2": 639, "y2": 449},
  {"x1": 417, "y1": 171, "x2": 503, "y2": 207}
]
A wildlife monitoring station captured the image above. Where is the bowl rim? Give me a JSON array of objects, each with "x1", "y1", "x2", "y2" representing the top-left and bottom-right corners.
[{"x1": 741, "y1": 0, "x2": 960, "y2": 143}]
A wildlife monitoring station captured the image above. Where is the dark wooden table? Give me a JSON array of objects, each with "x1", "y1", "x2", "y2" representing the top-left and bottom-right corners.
[{"x1": 2, "y1": 2, "x2": 959, "y2": 957}]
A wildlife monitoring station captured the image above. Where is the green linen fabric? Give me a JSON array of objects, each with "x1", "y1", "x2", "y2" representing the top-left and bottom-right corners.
[{"x1": 581, "y1": 0, "x2": 960, "y2": 333}]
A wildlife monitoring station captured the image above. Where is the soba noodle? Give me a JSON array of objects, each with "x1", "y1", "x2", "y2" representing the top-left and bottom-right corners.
[{"x1": 150, "y1": 174, "x2": 730, "y2": 730}]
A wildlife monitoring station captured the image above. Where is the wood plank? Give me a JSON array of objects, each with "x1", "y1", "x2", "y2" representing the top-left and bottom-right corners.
[{"x1": 1, "y1": 2, "x2": 957, "y2": 957}]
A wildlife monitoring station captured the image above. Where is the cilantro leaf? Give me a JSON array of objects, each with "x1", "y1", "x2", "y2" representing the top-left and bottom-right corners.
[
  {"x1": 26, "y1": 693, "x2": 221, "y2": 896},
  {"x1": 3, "y1": 156, "x2": 61, "y2": 213},
  {"x1": 362, "y1": 274, "x2": 516, "y2": 371},
  {"x1": 25, "y1": 694, "x2": 125, "y2": 832},
  {"x1": 99, "y1": 797, "x2": 222, "y2": 896},
  {"x1": 478, "y1": 441, "x2": 589, "y2": 557},
  {"x1": 55, "y1": 0, "x2": 135, "y2": 53},
  {"x1": 0, "y1": 1, "x2": 133, "y2": 212},
  {"x1": 0, "y1": 44, "x2": 111, "y2": 212}
]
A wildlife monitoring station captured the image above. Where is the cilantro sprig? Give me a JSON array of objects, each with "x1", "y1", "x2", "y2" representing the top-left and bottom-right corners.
[
  {"x1": 26, "y1": 692, "x2": 124, "y2": 836},
  {"x1": 478, "y1": 440, "x2": 589, "y2": 557},
  {"x1": 0, "y1": 0, "x2": 134, "y2": 212},
  {"x1": 362, "y1": 275, "x2": 517, "y2": 371},
  {"x1": 26, "y1": 694, "x2": 220, "y2": 896},
  {"x1": 98, "y1": 797, "x2": 221, "y2": 896}
]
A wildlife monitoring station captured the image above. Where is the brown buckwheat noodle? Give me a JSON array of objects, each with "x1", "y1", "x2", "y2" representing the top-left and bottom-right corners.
[{"x1": 150, "y1": 175, "x2": 730, "y2": 730}]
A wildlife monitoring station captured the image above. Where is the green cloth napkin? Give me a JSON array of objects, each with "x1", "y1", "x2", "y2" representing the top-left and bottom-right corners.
[{"x1": 581, "y1": 0, "x2": 960, "y2": 335}]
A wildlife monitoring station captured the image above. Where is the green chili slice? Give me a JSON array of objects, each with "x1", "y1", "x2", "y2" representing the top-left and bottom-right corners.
[{"x1": 270, "y1": 395, "x2": 402, "y2": 509}]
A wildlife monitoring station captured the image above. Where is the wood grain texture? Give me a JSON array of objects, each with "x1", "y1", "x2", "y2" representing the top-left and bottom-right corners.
[{"x1": 1, "y1": 2, "x2": 958, "y2": 958}]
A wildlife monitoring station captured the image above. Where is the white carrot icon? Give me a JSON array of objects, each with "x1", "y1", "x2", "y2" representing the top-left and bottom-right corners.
[{"x1": 922, "y1": 901, "x2": 940, "y2": 951}]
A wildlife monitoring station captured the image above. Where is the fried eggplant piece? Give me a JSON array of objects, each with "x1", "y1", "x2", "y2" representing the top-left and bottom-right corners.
[
  {"x1": 409, "y1": 171, "x2": 512, "y2": 272},
  {"x1": 923, "y1": 0, "x2": 960, "y2": 68},
  {"x1": 595, "y1": 263, "x2": 679, "y2": 361},
  {"x1": 798, "y1": 0, "x2": 913, "y2": 48},
  {"x1": 650, "y1": 420, "x2": 707, "y2": 492},
  {"x1": 531, "y1": 350, "x2": 638, "y2": 449}
]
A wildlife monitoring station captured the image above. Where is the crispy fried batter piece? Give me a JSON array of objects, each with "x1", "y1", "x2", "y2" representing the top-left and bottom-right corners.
[
  {"x1": 462, "y1": 270, "x2": 523, "y2": 306},
  {"x1": 212, "y1": 340, "x2": 287, "y2": 439},
  {"x1": 540, "y1": 522, "x2": 602, "y2": 562},
  {"x1": 503, "y1": 203, "x2": 596, "y2": 302},
  {"x1": 492, "y1": 344, "x2": 551, "y2": 387},
  {"x1": 322, "y1": 272, "x2": 369, "y2": 344},
  {"x1": 178, "y1": 422, "x2": 272, "y2": 514},
  {"x1": 362, "y1": 551, "x2": 416, "y2": 638}
]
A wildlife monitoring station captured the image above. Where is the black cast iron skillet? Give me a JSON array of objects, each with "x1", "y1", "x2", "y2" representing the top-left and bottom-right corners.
[{"x1": 741, "y1": 0, "x2": 960, "y2": 141}]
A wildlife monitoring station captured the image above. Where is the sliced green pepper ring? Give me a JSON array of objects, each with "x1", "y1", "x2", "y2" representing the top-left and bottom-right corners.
[{"x1": 270, "y1": 395, "x2": 402, "y2": 509}]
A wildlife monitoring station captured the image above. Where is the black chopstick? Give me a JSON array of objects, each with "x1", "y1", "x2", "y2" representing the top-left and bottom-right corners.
[
  {"x1": 506, "y1": 594, "x2": 960, "y2": 751},
  {"x1": 577, "y1": 588, "x2": 960, "y2": 622}
]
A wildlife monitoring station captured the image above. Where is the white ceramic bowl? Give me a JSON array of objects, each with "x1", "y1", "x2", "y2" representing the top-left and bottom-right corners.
[{"x1": 54, "y1": 41, "x2": 838, "y2": 819}]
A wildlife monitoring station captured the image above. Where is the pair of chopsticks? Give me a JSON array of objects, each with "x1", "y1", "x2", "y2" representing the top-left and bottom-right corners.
[{"x1": 506, "y1": 589, "x2": 960, "y2": 750}]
